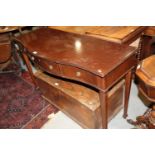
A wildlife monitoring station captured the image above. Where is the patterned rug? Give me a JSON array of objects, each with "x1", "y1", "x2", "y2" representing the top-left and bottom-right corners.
[{"x1": 0, "y1": 72, "x2": 58, "y2": 129}]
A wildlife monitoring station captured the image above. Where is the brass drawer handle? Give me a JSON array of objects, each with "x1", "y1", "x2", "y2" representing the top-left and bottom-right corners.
[
  {"x1": 76, "y1": 71, "x2": 81, "y2": 77},
  {"x1": 49, "y1": 65, "x2": 53, "y2": 70}
]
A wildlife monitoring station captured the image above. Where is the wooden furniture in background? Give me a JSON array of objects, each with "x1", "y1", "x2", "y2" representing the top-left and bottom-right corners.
[
  {"x1": 0, "y1": 33, "x2": 11, "y2": 70},
  {"x1": 136, "y1": 55, "x2": 155, "y2": 102},
  {"x1": 12, "y1": 28, "x2": 137, "y2": 128},
  {"x1": 0, "y1": 26, "x2": 23, "y2": 71},
  {"x1": 128, "y1": 55, "x2": 155, "y2": 128},
  {"x1": 49, "y1": 26, "x2": 146, "y2": 44},
  {"x1": 0, "y1": 34, "x2": 11, "y2": 63},
  {"x1": 0, "y1": 26, "x2": 22, "y2": 33},
  {"x1": 140, "y1": 26, "x2": 155, "y2": 60}
]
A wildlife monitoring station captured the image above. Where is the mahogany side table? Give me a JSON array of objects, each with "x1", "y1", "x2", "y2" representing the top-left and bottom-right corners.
[{"x1": 12, "y1": 28, "x2": 137, "y2": 128}]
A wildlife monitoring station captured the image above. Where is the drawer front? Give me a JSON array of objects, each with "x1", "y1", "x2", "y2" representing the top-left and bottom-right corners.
[
  {"x1": 61, "y1": 65, "x2": 99, "y2": 88},
  {"x1": 32, "y1": 57, "x2": 60, "y2": 75}
]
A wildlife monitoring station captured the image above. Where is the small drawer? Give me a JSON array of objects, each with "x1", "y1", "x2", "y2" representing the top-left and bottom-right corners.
[
  {"x1": 34, "y1": 57, "x2": 60, "y2": 75},
  {"x1": 61, "y1": 65, "x2": 99, "y2": 87}
]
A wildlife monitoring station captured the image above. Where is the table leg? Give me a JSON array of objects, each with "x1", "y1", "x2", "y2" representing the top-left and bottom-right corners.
[
  {"x1": 22, "y1": 53, "x2": 38, "y2": 88},
  {"x1": 123, "y1": 70, "x2": 132, "y2": 118},
  {"x1": 99, "y1": 90, "x2": 108, "y2": 129}
]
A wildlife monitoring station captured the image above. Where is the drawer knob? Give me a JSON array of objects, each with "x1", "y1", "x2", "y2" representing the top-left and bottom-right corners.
[
  {"x1": 137, "y1": 64, "x2": 140, "y2": 69},
  {"x1": 49, "y1": 65, "x2": 53, "y2": 70},
  {"x1": 88, "y1": 102, "x2": 93, "y2": 105},
  {"x1": 76, "y1": 71, "x2": 81, "y2": 77},
  {"x1": 54, "y1": 82, "x2": 59, "y2": 86},
  {"x1": 31, "y1": 56, "x2": 35, "y2": 60},
  {"x1": 14, "y1": 43, "x2": 19, "y2": 50},
  {"x1": 97, "y1": 69, "x2": 102, "y2": 73},
  {"x1": 33, "y1": 51, "x2": 38, "y2": 54}
]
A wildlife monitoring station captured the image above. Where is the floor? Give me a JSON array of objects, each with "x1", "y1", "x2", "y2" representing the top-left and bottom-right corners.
[{"x1": 41, "y1": 81, "x2": 148, "y2": 129}]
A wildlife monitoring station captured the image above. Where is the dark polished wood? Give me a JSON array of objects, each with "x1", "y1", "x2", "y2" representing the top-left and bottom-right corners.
[
  {"x1": 123, "y1": 70, "x2": 132, "y2": 118},
  {"x1": 99, "y1": 90, "x2": 108, "y2": 128},
  {"x1": 13, "y1": 28, "x2": 137, "y2": 128},
  {"x1": 23, "y1": 52, "x2": 38, "y2": 87},
  {"x1": 49, "y1": 26, "x2": 147, "y2": 62}
]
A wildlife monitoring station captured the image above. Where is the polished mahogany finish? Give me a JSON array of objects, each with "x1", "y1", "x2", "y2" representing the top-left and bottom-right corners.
[
  {"x1": 13, "y1": 28, "x2": 137, "y2": 128},
  {"x1": 49, "y1": 26, "x2": 146, "y2": 44},
  {"x1": 14, "y1": 28, "x2": 137, "y2": 87},
  {"x1": 49, "y1": 26, "x2": 146, "y2": 62},
  {"x1": 136, "y1": 55, "x2": 155, "y2": 102}
]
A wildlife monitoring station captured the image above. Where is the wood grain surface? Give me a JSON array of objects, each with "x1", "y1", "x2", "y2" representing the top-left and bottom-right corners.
[
  {"x1": 49, "y1": 26, "x2": 146, "y2": 44},
  {"x1": 15, "y1": 28, "x2": 137, "y2": 78}
]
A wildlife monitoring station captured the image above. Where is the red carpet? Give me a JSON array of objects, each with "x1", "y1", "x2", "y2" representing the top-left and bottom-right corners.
[{"x1": 0, "y1": 72, "x2": 58, "y2": 129}]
